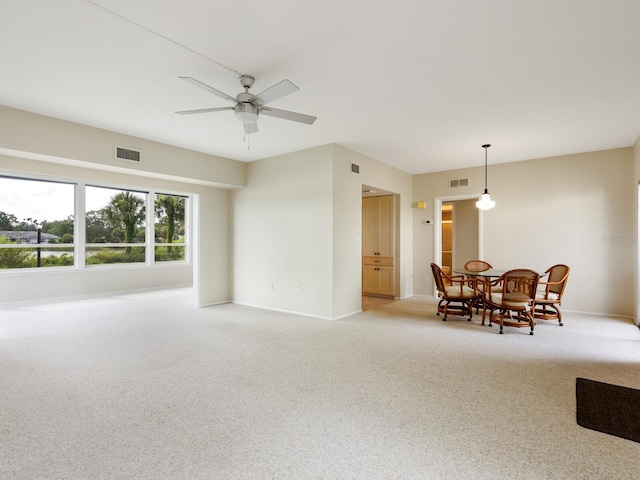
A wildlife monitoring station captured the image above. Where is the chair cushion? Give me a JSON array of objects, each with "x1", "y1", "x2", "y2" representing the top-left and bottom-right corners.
[
  {"x1": 444, "y1": 285, "x2": 475, "y2": 297},
  {"x1": 487, "y1": 293, "x2": 530, "y2": 308},
  {"x1": 536, "y1": 292, "x2": 560, "y2": 301}
]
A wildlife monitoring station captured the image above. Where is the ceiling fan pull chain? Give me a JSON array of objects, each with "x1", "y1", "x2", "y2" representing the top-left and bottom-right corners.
[{"x1": 242, "y1": 129, "x2": 251, "y2": 151}]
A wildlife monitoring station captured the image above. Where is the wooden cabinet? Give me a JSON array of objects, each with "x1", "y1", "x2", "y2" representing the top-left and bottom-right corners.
[
  {"x1": 362, "y1": 263, "x2": 395, "y2": 297},
  {"x1": 362, "y1": 196, "x2": 395, "y2": 257},
  {"x1": 362, "y1": 195, "x2": 395, "y2": 297}
]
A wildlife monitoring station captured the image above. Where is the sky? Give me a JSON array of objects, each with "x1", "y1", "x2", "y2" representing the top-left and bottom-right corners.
[{"x1": 0, "y1": 177, "x2": 140, "y2": 223}]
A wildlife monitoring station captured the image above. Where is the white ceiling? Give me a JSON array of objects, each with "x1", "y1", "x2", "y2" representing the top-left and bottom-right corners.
[{"x1": 1, "y1": 0, "x2": 639, "y2": 175}]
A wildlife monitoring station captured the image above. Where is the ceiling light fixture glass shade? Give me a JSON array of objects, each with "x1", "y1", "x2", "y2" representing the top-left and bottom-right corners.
[
  {"x1": 476, "y1": 191, "x2": 495, "y2": 210},
  {"x1": 234, "y1": 103, "x2": 259, "y2": 124},
  {"x1": 476, "y1": 144, "x2": 496, "y2": 210}
]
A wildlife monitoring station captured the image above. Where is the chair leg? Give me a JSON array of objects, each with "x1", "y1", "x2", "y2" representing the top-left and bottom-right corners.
[
  {"x1": 528, "y1": 312, "x2": 535, "y2": 335},
  {"x1": 555, "y1": 305, "x2": 563, "y2": 326}
]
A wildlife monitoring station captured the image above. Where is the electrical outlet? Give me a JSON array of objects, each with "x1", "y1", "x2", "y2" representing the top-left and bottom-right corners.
[{"x1": 423, "y1": 276, "x2": 429, "y2": 284}]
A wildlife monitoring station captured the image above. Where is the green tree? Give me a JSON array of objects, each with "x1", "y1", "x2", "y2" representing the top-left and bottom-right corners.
[
  {"x1": 42, "y1": 216, "x2": 74, "y2": 242},
  {"x1": 86, "y1": 210, "x2": 112, "y2": 243},
  {"x1": 0, "y1": 211, "x2": 18, "y2": 230},
  {"x1": 155, "y1": 195, "x2": 185, "y2": 252},
  {"x1": 102, "y1": 192, "x2": 145, "y2": 253},
  {"x1": 16, "y1": 217, "x2": 38, "y2": 231},
  {"x1": 0, "y1": 235, "x2": 33, "y2": 268}
]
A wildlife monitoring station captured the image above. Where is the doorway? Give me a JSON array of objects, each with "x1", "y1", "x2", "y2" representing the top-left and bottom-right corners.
[
  {"x1": 434, "y1": 195, "x2": 482, "y2": 294},
  {"x1": 362, "y1": 184, "x2": 399, "y2": 309}
]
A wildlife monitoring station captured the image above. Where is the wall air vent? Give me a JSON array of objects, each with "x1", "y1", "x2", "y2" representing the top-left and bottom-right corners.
[
  {"x1": 115, "y1": 146, "x2": 141, "y2": 163},
  {"x1": 449, "y1": 178, "x2": 469, "y2": 189},
  {"x1": 351, "y1": 163, "x2": 360, "y2": 174}
]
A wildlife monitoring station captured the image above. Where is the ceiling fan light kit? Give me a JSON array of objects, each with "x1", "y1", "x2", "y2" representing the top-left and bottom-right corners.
[{"x1": 177, "y1": 74, "x2": 317, "y2": 136}]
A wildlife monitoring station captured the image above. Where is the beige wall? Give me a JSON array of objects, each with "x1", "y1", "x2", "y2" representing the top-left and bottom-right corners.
[
  {"x1": 414, "y1": 147, "x2": 636, "y2": 318},
  {"x1": 232, "y1": 144, "x2": 413, "y2": 320},
  {"x1": 0, "y1": 105, "x2": 246, "y2": 188},
  {"x1": 453, "y1": 199, "x2": 479, "y2": 267},
  {"x1": 3, "y1": 106, "x2": 639, "y2": 319},
  {"x1": 232, "y1": 145, "x2": 335, "y2": 318},
  {"x1": 335, "y1": 146, "x2": 414, "y2": 300},
  {"x1": 0, "y1": 107, "x2": 240, "y2": 306},
  {"x1": 633, "y1": 134, "x2": 640, "y2": 322},
  {"x1": 333, "y1": 145, "x2": 413, "y2": 306}
]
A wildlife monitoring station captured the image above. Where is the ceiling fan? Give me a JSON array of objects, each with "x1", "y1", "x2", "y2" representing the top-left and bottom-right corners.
[{"x1": 176, "y1": 75, "x2": 317, "y2": 134}]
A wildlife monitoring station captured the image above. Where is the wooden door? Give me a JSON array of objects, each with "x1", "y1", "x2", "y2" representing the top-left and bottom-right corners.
[
  {"x1": 377, "y1": 266, "x2": 395, "y2": 296},
  {"x1": 362, "y1": 197, "x2": 378, "y2": 256},
  {"x1": 377, "y1": 195, "x2": 395, "y2": 257}
]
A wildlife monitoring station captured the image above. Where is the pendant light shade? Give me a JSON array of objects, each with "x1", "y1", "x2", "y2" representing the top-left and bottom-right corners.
[{"x1": 476, "y1": 144, "x2": 496, "y2": 210}]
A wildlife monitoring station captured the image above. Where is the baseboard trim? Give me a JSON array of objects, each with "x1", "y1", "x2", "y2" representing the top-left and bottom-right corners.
[
  {"x1": 231, "y1": 302, "x2": 362, "y2": 321},
  {"x1": 0, "y1": 284, "x2": 193, "y2": 309}
]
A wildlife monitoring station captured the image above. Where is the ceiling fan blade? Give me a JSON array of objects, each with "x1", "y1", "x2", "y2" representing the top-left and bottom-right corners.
[
  {"x1": 260, "y1": 107, "x2": 317, "y2": 125},
  {"x1": 179, "y1": 76, "x2": 237, "y2": 104},
  {"x1": 175, "y1": 107, "x2": 234, "y2": 115},
  {"x1": 244, "y1": 122, "x2": 259, "y2": 134},
  {"x1": 254, "y1": 79, "x2": 299, "y2": 105}
]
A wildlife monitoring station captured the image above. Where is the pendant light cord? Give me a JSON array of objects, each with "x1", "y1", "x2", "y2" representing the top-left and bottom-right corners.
[{"x1": 482, "y1": 144, "x2": 491, "y2": 194}]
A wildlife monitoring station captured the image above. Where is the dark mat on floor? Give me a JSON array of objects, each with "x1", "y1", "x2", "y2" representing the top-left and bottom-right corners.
[{"x1": 576, "y1": 377, "x2": 640, "y2": 443}]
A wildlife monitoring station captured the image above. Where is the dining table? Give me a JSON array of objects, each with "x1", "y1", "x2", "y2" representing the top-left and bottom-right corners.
[
  {"x1": 453, "y1": 267, "x2": 546, "y2": 315},
  {"x1": 453, "y1": 268, "x2": 507, "y2": 278}
]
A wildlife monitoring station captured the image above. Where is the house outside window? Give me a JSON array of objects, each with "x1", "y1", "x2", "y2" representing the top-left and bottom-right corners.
[
  {"x1": 0, "y1": 176, "x2": 75, "y2": 269},
  {"x1": 0, "y1": 175, "x2": 190, "y2": 270}
]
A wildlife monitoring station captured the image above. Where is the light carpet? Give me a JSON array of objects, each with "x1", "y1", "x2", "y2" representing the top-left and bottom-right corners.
[{"x1": 1, "y1": 288, "x2": 639, "y2": 479}]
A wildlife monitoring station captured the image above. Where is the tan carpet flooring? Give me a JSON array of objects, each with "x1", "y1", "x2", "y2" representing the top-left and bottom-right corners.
[{"x1": 1, "y1": 288, "x2": 639, "y2": 479}]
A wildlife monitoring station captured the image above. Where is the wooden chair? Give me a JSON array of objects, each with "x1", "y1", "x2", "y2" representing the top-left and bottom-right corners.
[
  {"x1": 464, "y1": 260, "x2": 493, "y2": 312},
  {"x1": 464, "y1": 260, "x2": 493, "y2": 273},
  {"x1": 482, "y1": 269, "x2": 540, "y2": 335},
  {"x1": 430, "y1": 263, "x2": 478, "y2": 321},
  {"x1": 534, "y1": 264, "x2": 570, "y2": 326}
]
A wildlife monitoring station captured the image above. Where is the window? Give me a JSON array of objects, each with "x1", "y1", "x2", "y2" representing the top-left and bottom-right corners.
[
  {"x1": 0, "y1": 176, "x2": 75, "y2": 269},
  {"x1": 85, "y1": 186, "x2": 146, "y2": 265},
  {"x1": 0, "y1": 175, "x2": 190, "y2": 271},
  {"x1": 154, "y1": 193, "x2": 186, "y2": 262}
]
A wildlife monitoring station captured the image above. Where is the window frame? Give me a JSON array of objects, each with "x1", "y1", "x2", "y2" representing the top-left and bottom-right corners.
[{"x1": 0, "y1": 174, "x2": 191, "y2": 273}]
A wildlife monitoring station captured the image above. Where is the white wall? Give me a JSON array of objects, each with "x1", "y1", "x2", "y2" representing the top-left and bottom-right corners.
[
  {"x1": 193, "y1": 186, "x2": 233, "y2": 307},
  {"x1": 232, "y1": 144, "x2": 413, "y2": 319},
  {"x1": 332, "y1": 147, "x2": 364, "y2": 318},
  {"x1": 414, "y1": 147, "x2": 636, "y2": 318},
  {"x1": 0, "y1": 107, "x2": 242, "y2": 306},
  {"x1": 232, "y1": 145, "x2": 334, "y2": 317},
  {"x1": 334, "y1": 146, "x2": 414, "y2": 301}
]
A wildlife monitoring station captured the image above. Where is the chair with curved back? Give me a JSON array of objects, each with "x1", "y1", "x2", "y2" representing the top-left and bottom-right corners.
[
  {"x1": 534, "y1": 264, "x2": 570, "y2": 326},
  {"x1": 430, "y1": 263, "x2": 478, "y2": 321},
  {"x1": 464, "y1": 260, "x2": 494, "y2": 312},
  {"x1": 482, "y1": 269, "x2": 540, "y2": 335},
  {"x1": 464, "y1": 260, "x2": 493, "y2": 273}
]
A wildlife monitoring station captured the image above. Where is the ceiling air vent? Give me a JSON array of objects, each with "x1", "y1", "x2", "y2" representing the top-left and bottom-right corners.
[
  {"x1": 449, "y1": 178, "x2": 469, "y2": 189},
  {"x1": 351, "y1": 163, "x2": 360, "y2": 174},
  {"x1": 115, "y1": 146, "x2": 141, "y2": 163}
]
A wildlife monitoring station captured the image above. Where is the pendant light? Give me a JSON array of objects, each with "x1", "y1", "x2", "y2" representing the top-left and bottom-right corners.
[{"x1": 476, "y1": 144, "x2": 496, "y2": 210}]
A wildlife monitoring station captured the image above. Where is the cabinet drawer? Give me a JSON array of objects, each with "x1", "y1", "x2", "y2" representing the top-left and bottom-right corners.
[{"x1": 363, "y1": 256, "x2": 394, "y2": 266}]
